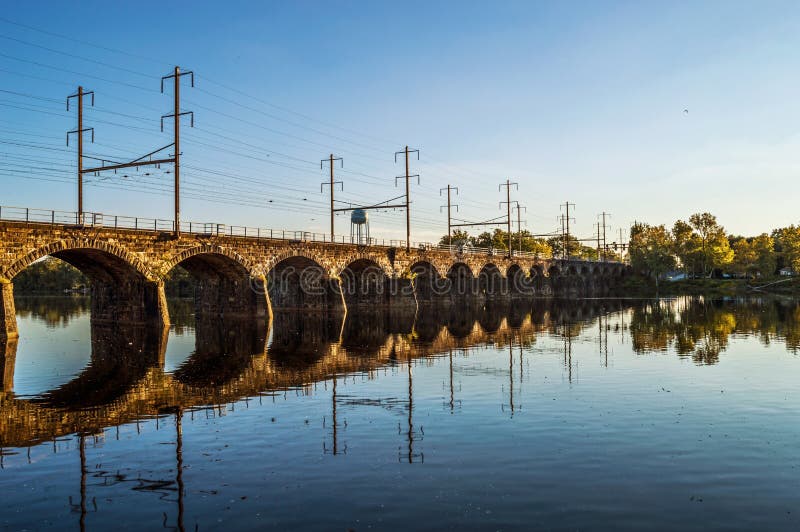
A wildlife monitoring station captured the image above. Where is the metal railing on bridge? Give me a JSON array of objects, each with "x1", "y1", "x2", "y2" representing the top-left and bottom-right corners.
[{"x1": 0, "y1": 205, "x2": 621, "y2": 263}]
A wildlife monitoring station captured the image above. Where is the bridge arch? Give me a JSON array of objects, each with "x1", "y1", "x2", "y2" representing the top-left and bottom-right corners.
[
  {"x1": 478, "y1": 263, "x2": 504, "y2": 297},
  {"x1": 447, "y1": 262, "x2": 475, "y2": 297},
  {"x1": 507, "y1": 263, "x2": 534, "y2": 296},
  {"x1": 339, "y1": 258, "x2": 390, "y2": 307},
  {"x1": 163, "y1": 246, "x2": 268, "y2": 319},
  {"x1": 266, "y1": 254, "x2": 343, "y2": 312},
  {"x1": 4, "y1": 239, "x2": 155, "y2": 281},
  {"x1": 2, "y1": 239, "x2": 166, "y2": 334},
  {"x1": 408, "y1": 260, "x2": 444, "y2": 302}
]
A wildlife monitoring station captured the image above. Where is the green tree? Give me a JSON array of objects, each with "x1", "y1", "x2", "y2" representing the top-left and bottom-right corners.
[
  {"x1": 472, "y1": 229, "x2": 508, "y2": 250},
  {"x1": 630, "y1": 223, "x2": 676, "y2": 289},
  {"x1": 774, "y1": 225, "x2": 800, "y2": 272},
  {"x1": 439, "y1": 229, "x2": 470, "y2": 247},
  {"x1": 672, "y1": 220, "x2": 702, "y2": 276},
  {"x1": 752, "y1": 233, "x2": 776, "y2": 276},
  {"x1": 547, "y1": 235, "x2": 581, "y2": 259},
  {"x1": 731, "y1": 238, "x2": 756, "y2": 277},
  {"x1": 12, "y1": 257, "x2": 88, "y2": 294},
  {"x1": 688, "y1": 212, "x2": 732, "y2": 276}
]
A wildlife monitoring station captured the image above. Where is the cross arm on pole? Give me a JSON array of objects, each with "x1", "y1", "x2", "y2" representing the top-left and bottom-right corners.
[
  {"x1": 394, "y1": 148, "x2": 419, "y2": 162},
  {"x1": 395, "y1": 174, "x2": 420, "y2": 186},
  {"x1": 320, "y1": 156, "x2": 343, "y2": 169},
  {"x1": 66, "y1": 128, "x2": 93, "y2": 146},
  {"x1": 161, "y1": 70, "x2": 194, "y2": 92},
  {"x1": 161, "y1": 111, "x2": 194, "y2": 131}
]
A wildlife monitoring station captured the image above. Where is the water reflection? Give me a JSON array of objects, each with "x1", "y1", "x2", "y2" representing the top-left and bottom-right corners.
[
  {"x1": 3, "y1": 295, "x2": 800, "y2": 450},
  {"x1": 629, "y1": 297, "x2": 800, "y2": 363},
  {"x1": 3, "y1": 295, "x2": 800, "y2": 530}
]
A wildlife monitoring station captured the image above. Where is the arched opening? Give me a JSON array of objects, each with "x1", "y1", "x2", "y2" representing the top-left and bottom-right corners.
[
  {"x1": 409, "y1": 261, "x2": 443, "y2": 303},
  {"x1": 339, "y1": 259, "x2": 389, "y2": 308},
  {"x1": 168, "y1": 252, "x2": 267, "y2": 320},
  {"x1": 340, "y1": 308, "x2": 391, "y2": 355},
  {"x1": 172, "y1": 317, "x2": 268, "y2": 388},
  {"x1": 412, "y1": 305, "x2": 443, "y2": 342},
  {"x1": 447, "y1": 263, "x2": 475, "y2": 298},
  {"x1": 446, "y1": 305, "x2": 477, "y2": 338},
  {"x1": 2, "y1": 246, "x2": 166, "y2": 346},
  {"x1": 507, "y1": 264, "x2": 534, "y2": 296},
  {"x1": 34, "y1": 323, "x2": 167, "y2": 408},
  {"x1": 268, "y1": 311, "x2": 343, "y2": 366},
  {"x1": 267, "y1": 256, "x2": 342, "y2": 312},
  {"x1": 478, "y1": 263, "x2": 504, "y2": 298},
  {"x1": 547, "y1": 265, "x2": 562, "y2": 295}
]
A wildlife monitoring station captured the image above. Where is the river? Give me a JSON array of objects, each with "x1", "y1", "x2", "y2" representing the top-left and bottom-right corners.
[{"x1": 0, "y1": 296, "x2": 798, "y2": 530}]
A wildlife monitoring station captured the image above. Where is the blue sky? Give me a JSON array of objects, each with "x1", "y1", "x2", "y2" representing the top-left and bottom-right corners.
[{"x1": 2, "y1": 1, "x2": 800, "y2": 244}]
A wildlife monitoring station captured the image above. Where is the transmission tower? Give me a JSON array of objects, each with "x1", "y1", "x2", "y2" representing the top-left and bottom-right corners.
[
  {"x1": 66, "y1": 86, "x2": 94, "y2": 222},
  {"x1": 70, "y1": 66, "x2": 194, "y2": 238},
  {"x1": 320, "y1": 154, "x2": 343, "y2": 242},
  {"x1": 440, "y1": 185, "x2": 459, "y2": 246},
  {"x1": 499, "y1": 180, "x2": 519, "y2": 258},
  {"x1": 394, "y1": 146, "x2": 420, "y2": 252}
]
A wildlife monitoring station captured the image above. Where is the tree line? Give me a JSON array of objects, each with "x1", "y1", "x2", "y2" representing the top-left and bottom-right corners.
[
  {"x1": 438, "y1": 228, "x2": 622, "y2": 260},
  {"x1": 630, "y1": 212, "x2": 800, "y2": 285}
]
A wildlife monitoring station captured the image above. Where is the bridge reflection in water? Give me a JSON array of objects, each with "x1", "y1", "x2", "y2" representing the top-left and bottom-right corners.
[
  {"x1": 1, "y1": 298, "x2": 622, "y2": 450},
  {"x1": 4, "y1": 296, "x2": 800, "y2": 451},
  {"x1": 2, "y1": 296, "x2": 800, "y2": 530}
]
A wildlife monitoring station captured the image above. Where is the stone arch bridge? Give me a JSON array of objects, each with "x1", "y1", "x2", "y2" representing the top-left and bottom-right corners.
[{"x1": 0, "y1": 219, "x2": 627, "y2": 339}]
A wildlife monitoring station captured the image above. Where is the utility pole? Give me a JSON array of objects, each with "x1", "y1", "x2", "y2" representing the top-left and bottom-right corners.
[
  {"x1": 595, "y1": 222, "x2": 601, "y2": 260},
  {"x1": 619, "y1": 227, "x2": 627, "y2": 262},
  {"x1": 512, "y1": 203, "x2": 526, "y2": 253},
  {"x1": 560, "y1": 202, "x2": 576, "y2": 260},
  {"x1": 439, "y1": 185, "x2": 459, "y2": 246},
  {"x1": 320, "y1": 154, "x2": 343, "y2": 242},
  {"x1": 499, "y1": 180, "x2": 519, "y2": 259},
  {"x1": 67, "y1": 86, "x2": 94, "y2": 223},
  {"x1": 74, "y1": 67, "x2": 193, "y2": 237},
  {"x1": 161, "y1": 66, "x2": 195, "y2": 238},
  {"x1": 395, "y1": 146, "x2": 419, "y2": 252},
  {"x1": 598, "y1": 212, "x2": 610, "y2": 262}
]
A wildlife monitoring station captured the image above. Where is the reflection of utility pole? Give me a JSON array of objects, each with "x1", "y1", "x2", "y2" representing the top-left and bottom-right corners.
[
  {"x1": 176, "y1": 409, "x2": 185, "y2": 532},
  {"x1": 508, "y1": 342, "x2": 515, "y2": 415},
  {"x1": 323, "y1": 376, "x2": 344, "y2": 455},
  {"x1": 407, "y1": 361, "x2": 414, "y2": 463},
  {"x1": 448, "y1": 349, "x2": 455, "y2": 413},
  {"x1": 598, "y1": 312, "x2": 603, "y2": 362},
  {"x1": 332, "y1": 377, "x2": 339, "y2": 455},
  {"x1": 79, "y1": 435, "x2": 87, "y2": 532},
  {"x1": 604, "y1": 314, "x2": 609, "y2": 367},
  {"x1": 562, "y1": 321, "x2": 574, "y2": 384}
]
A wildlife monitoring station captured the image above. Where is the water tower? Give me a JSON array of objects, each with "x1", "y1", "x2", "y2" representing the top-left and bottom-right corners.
[{"x1": 350, "y1": 208, "x2": 370, "y2": 245}]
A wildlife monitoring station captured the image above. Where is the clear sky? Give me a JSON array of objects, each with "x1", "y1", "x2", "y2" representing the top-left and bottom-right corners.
[{"x1": 2, "y1": 1, "x2": 800, "y2": 244}]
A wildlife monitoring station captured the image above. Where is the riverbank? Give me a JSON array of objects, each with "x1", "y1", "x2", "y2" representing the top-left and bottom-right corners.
[{"x1": 618, "y1": 274, "x2": 800, "y2": 298}]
